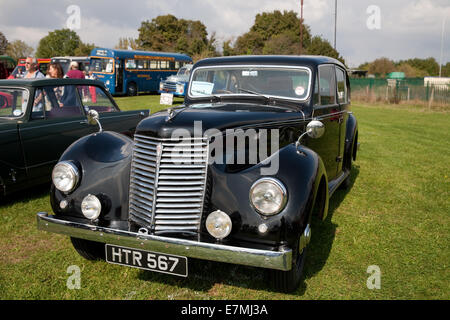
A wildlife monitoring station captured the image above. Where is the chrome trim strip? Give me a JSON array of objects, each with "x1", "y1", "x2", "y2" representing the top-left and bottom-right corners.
[{"x1": 37, "y1": 212, "x2": 292, "y2": 271}]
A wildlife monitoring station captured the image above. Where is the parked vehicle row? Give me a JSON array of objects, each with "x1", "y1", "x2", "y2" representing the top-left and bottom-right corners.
[{"x1": 3, "y1": 49, "x2": 193, "y2": 99}]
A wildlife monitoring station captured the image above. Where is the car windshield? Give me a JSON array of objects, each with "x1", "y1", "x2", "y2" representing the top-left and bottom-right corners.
[
  {"x1": 10, "y1": 65, "x2": 26, "y2": 78},
  {"x1": 177, "y1": 66, "x2": 191, "y2": 76},
  {"x1": 53, "y1": 60, "x2": 71, "y2": 74},
  {"x1": 0, "y1": 88, "x2": 29, "y2": 118},
  {"x1": 189, "y1": 66, "x2": 311, "y2": 101},
  {"x1": 90, "y1": 57, "x2": 114, "y2": 73}
]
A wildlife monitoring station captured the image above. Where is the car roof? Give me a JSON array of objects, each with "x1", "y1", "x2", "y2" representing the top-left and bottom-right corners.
[
  {"x1": 0, "y1": 78, "x2": 105, "y2": 88},
  {"x1": 194, "y1": 55, "x2": 346, "y2": 70}
]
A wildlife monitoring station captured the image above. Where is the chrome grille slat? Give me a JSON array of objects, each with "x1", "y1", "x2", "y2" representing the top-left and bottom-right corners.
[
  {"x1": 157, "y1": 180, "x2": 204, "y2": 185},
  {"x1": 155, "y1": 220, "x2": 200, "y2": 225},
  {"x1": 155, "y1": 214, "x2": 201, "y2": 219},
  {"x1": 157, "y1": 197, "x2": 202, "y2": 203},
  {"x1": 155, "y1": 208, "x2": 201, "y2": 214},
  {"x1": 157, "y1": 186, "x2": 203, "y2": 191},
  {"x1": 129, "y1": 135, "x2": 208, "y2": 234},
  {"x1": 158, "y1": 192, "x2": 202, "y2": 197},
  {"x1": 131, "y1": 178, "x2": 155, "y2": 190},
  {"x1": 155, "y1": 225, "x2": 198, "y2": 231}
]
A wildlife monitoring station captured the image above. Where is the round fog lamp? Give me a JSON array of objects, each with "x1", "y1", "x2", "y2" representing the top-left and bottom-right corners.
[
  {"x1": 81, "y1": 194, "x2": 102, "y2": 220},
  {"x1": 206, "y1": 210, "x2": 232, "y2": 240}
]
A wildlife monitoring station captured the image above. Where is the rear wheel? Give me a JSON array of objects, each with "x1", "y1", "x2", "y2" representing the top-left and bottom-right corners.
[{"x1": 70, "y1": 237, "x2": 105, "y2": 261}]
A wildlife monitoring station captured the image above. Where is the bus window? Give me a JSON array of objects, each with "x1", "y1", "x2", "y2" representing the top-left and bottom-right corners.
[
  {"x1": 126, "y1": 59, "x2": 136, "y2": 69},
  {"x1": 160, "y1": 61, "x2": 169, "y2": 70},
  {"x1": 150, "y1": 60, "x2": 158, "y2": 69},
  {"x1": 91, "y1": 57, "x2": 114, "y2": 73},
  {"x1": 137, "y1": 60, "x2": 146, "y2": 69}
]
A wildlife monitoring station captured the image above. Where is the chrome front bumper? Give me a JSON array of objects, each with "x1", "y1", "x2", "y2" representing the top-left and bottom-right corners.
[{"x1": 37, "y1": 212, "x2": 292, "y2": 271}]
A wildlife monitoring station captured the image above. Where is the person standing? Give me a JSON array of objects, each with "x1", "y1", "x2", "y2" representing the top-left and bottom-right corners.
[
  {"x1": 24, "y1": 57, "x2": 45, "y2": 79},
  {"x1": 66, "y1": 61, "x2": 85, "y2": 79},
  {"x1": 46, "y1": 62, "x2": 65, "y2": 108}
]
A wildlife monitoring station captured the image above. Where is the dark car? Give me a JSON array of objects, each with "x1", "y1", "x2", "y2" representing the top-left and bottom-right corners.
[
  {"x1": 37, "y1": 56, "x2": 358, "y2": 292},
  {"x1": 0, "y1": 78, "x2": 149, "y2": 196}
]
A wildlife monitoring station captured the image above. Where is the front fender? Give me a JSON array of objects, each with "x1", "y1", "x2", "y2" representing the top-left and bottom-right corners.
[
  {"x1": 50, "y1": 131, "x2": 133, "y2": 226},
  {"x1": 208, "y1": 143, "x2": 327, "y2": 249}
]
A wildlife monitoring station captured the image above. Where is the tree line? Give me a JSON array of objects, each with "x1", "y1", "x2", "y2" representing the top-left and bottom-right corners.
[
  {"x1": 359, "y1": 57, "x2": 450, "y2": 78},
  {"x1": 1, "y1": 10, "x2": 448, "y2": 77}
]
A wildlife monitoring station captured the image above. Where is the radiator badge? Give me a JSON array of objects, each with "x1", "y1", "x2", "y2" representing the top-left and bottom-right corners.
[{"x1": 156, "y1": 143, "x2": 163, "y2": 158}]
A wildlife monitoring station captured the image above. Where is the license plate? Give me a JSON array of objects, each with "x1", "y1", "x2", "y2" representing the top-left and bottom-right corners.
[{"x1": 105, "y1": 244, "x2": 188, "y2": 277}]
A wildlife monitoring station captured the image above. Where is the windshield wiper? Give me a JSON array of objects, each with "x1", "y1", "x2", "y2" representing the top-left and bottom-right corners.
[
  {"x1": 236, "y1": 87, "x2": 270, "y2": 100},
  {"x1": 237, "y1": 87, "x2": 302, "y2": 111}
]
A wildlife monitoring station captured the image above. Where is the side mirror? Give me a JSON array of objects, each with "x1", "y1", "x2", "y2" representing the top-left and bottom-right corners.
[
  {"x1": 87, "y1": 109, "x2": 103, "y2": 133},
  {"x1": 296, "y1": 120, "x2": 325, "y2": 150},
  {"x1": 305, "y1": 120, "x2": 325, "y2": 139}
]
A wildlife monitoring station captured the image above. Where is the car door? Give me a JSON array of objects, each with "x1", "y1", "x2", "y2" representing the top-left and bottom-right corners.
[
  {"x1": 307, "y1": 64, "x2": 341, "y2": 181},
  {"x1": 0, "y1": 87, "x2": 30, "y2": 192},
  {"x1": 18, "y1": 85, "x2": 93, "y2": 182}
]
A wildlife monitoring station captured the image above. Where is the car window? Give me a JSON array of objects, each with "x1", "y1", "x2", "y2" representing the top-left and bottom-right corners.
[
  {"x1": 0, "y1": 88, "x2": 29, "y2": 118},
  {"x1": 313, "y1": 74, "x2": 320, "y2": 105},
  {"x1": 78, "y1": 85, "x2": 118, "y2": 113},
  {"x1": 336, "y1": 67, "x2": 347, "y2": 104},
  {"x1": 318, "y1": 65, "x2": 336, "y2": 105},
  {"x1": 32, "y1": 85, "x2": 83, "y2": 120}
]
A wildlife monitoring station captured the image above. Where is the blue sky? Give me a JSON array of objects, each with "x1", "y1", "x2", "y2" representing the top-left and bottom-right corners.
[{"x1": 0, "y1": 0, "x2": 449, "y2": 67}]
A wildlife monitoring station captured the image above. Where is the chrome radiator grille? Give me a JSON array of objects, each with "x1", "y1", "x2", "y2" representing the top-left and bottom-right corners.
[
  {"x1": 162, "y1": 82, "x2": 177, "y2": 91},
  {"x1": 129, "y1": 134, "x2": 208, "y2": 234}
]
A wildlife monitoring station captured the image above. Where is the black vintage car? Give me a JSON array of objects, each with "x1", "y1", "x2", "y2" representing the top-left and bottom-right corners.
[
  {"x1": 37, "y1": 56, "x2": 358, "y2": 292},
  {"x1": 0, "y1": 78, "x2": 149, "y2": 196}
]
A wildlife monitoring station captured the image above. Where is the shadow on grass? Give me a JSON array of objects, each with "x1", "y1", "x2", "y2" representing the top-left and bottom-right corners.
[
  {"x1": 0, "y1": 183, "x2": 50, "y2": 207},
  {"x1": 136, "y1": 166, "x2": 360, "y2": 296}
]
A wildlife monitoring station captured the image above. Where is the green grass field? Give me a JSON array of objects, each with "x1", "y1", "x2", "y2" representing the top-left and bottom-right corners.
[{"x1": 0, "y1": 95, "x2": 448, "y2": 300}]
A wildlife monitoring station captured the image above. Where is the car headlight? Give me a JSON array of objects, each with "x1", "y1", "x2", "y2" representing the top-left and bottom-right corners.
[
  {"x1": 176, "y1": 84, "x2": 184, "y2": 94},
  {"x1": 81, "y1": 194, "x2": 102, "y2": 220},
  {"x1": 52, "y1": 161, "x2": 80, "y2": 193},
  {"x1": 250, "y1": 178, "x2": 287, "y2": 216}
]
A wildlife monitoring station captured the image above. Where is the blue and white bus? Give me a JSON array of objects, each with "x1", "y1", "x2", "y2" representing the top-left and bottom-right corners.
[{"x1": 89, "y1": 48, "x2": 192, "y2": 96}]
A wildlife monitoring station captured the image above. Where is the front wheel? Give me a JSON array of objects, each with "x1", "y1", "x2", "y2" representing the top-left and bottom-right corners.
[
  {"x1": 266, "y1": 241, "x2": 307, "y2": 293},
  {"x1": 70, "y1": 237, "x2": 105, "y2": 261},
  {"x1": 126, "y1": 83, "x2": 137, "y2": 96}
]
